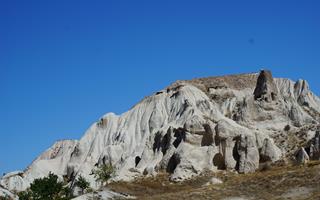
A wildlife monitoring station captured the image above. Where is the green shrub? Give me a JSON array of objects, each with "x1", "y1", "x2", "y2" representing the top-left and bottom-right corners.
[
  {"x1": 17, "y1": 172, "x2": 72, "y2": 200},
  {"x1": 0, "y1": 195, "x2": 12, "y2": 200},
  {"x1": 74, "y1": 175, "x2": 90, "y2": 194},
  {"x1": 91, "y1": 164, "x2": 115, "y2": 185}
]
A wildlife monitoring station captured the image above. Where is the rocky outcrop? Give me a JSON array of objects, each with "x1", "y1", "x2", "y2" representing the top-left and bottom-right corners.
[
  {"x1": 294, "y1": 79, "x2": 320, "y2": 114},
  {"x1": 295, "y1": 147, "x2": 310, "y2": 164},
  {"x1": 306, "y1": 131, "x2": 320, "y2": 160},
  {"x1": 2, "y1": 69, "x2": 320, "y2": 195},
  {"x1": 254, "y1": 70, "x2": 278, "y2": 102},
  {"x1": 0, "y1": 140, "x2": 77, "y2": 192},
  {"x1": 236, "y1": 135, "x2": 259, "y2": 173},
  {"x1": 294, "y1": 79, "x2": 311, "y2": 106},
  {"x1": 260, "y1": 138, "x2": 281, "y2": 162}
]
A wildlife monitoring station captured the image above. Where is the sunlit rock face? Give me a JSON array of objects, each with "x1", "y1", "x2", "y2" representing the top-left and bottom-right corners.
[{"x1": 2, "y1": 70, "x2": 320, "y2": 193}]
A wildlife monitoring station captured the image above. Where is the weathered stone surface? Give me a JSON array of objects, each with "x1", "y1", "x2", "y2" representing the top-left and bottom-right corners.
[
  {"x1": 294, "y1": 79, "x2": 320, "y2": 113},
  {"x1": 289, "y1": 106, "x2": 301, "y2": 127},
  {"x1": 2, "y1": 70, "x2": 320, "y2": 195},
  {"x1": 236, "y1": 135, "x2": 260, "y2": 173},
  {"x1": 260, "y1": 138, "x2": 282, "y2": 162},
  {"x1": 308, "y1": 131, "x2": 320, "y2": 160},
  {"x1": 295, "y1": 147, "x2": 310, "y2": 164}
]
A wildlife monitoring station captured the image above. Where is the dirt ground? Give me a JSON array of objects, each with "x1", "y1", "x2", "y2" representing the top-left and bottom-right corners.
[{"x1": 109, "y1": 161, "x2": 320, "y2": 200}]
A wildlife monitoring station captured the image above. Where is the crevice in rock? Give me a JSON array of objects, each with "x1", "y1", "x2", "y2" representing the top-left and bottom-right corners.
[
  {"x1": 233, "y1": 137, "x2": 240, "y2": 170},
  {"x1": 213, "y1": 153, "x2": 226, "y2": 170},
  {"x1": 202, "y1": 124, "x2": 214, "y2": 146},
  {"x1": 170, "y1": 91, "x2": 180, "y2": 99},
  {"x1": 66, "y1": 165, "x2": 76, "y2": 182},
  {"x1": 153, "y1": 132, "x2": 162, "y2": 152},
  {"x1": 259, "y1": 154, "x2": 271, "y2": 163},
  {"x1": 97, "y1": 118, "x2": 107, "y2": 128},
  {"x1": 306, "y1": 131, "x2": 320, "y2": 160},
  {"x1": 166, "y1": 154, "x2": 181, "y2": 173},
  {"x1": 102, "y1": 156, "x2": 106, "y2": 165},
  {"x1": 135, "y1": 156, "x2": 141, "y2": 167},
  {"x1": 201, "y1": 132, "x2": 214, "y2": 146},
  {"x1": 173, "y1": 128, "x2": 186, "y2": 148},
  {"x1": 214, "y1": 134, "x2": 221, "y2": 146},
  {"x1": 161, "y1": 130, "x2": 171, "y2": 155},
  {"x1": 232, "y1": 98, "x2": 247, "y2": 122},
  {"x1": 153, "y1": 129, "x2": 172, "y2": 155},
  {"x1": 70, "y1": 144, "x2": 80, "y2": 158},
  {"x1": 177, "y1": 100, "x2": 190, "y2": 117}
]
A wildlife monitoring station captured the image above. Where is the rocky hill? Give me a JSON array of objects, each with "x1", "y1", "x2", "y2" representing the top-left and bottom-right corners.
[{"x1": 1, "y1": 70, "x2": 320, "y2": 199}]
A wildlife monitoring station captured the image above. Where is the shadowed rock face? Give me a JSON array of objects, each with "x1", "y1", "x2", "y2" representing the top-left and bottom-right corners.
[
  {"x1": 2, "y1": 69, "x2": 320, "y2": 196},
  {"x1": 295, "y1": 147, "x2": 310, "y2": 164},
  {"x1": 253, "y1": 70, "x2": 278, "y2": 101}
]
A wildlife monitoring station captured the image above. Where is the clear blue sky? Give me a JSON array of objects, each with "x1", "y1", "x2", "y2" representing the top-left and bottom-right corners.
[{"x1": 0, "y1": 0, "x2": 319, "y2": 175}]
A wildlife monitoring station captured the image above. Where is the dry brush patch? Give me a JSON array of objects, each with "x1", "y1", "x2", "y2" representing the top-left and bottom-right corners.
[{"x1": 109, "y1": 161, "x2": 320, "y2": 200}]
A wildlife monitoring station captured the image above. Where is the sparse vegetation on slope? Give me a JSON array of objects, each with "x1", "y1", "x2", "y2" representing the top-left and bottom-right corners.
[
  {"x1": 17, "y1": 172, "x2": 72, "y2": 200},
  {"x1": 91, "y1": 164, "x2": 115, "y2": 186},
  {"x1": 109, "y1": 161, "x2": 320, "y2": 200}
]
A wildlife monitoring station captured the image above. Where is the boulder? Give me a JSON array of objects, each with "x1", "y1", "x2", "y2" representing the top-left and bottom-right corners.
[
  {"x1": 203, "y1": 177, "x2": 223, "y2": 186},
  {"x1": 236, "y1": 135, "x2": 260, "y2": 173},
  {"x1": 308, "y1": 131, "x2": 320, "y2": 160},
  {"x1": 260, "y1": 138, "x2": 282, "y2": 162}
]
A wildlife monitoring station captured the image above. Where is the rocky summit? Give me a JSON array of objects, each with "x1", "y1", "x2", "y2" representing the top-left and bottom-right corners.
[{"x1": 1, "y1": 70, "x2": 320, "y2": 199}]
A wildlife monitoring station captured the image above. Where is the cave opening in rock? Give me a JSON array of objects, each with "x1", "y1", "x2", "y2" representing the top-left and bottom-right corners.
[
  {"x1": 271, "y1": 92, "x2": 276, "y2": 101},
  {"x1": 166, "y1": 154, "x2": 180, "y2": 173},
  {"x1": 135, "y1": 156, "x2": 141, "y2": 167},
  {"x1": 213, "y1": 153, "x2": 226, "y2": 170},
  {"x1": 232, "y1": 137, "x2": 240, "y2": 170},
  {"x1": 201, "y1": 132, "x2": 213, "y2": 146},
  {"x1": 102, "y1": 156, "x2": 106, "y2": 165},
  {"x1": 161, "y1": 131, "x2": 171, "y2": 155},
  {"x1": 153, "y1": 132, "x2": 162, "y2": 152},
  {"x1": 173, "y1": 128, "x2": 186, "y2": 148},
  {"x1": 259, "y1": 154, "x2": 271, "y2": 163}
]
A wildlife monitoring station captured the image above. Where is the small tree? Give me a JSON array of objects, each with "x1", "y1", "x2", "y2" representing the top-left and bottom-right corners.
[
  {"x1": 17, "y1": 172, "x2": 71, "y2": 200},
  {"x1": 74, "y1": 175, "x2": 90, "y2": 194},
  {"x1": 17, "y1": 190, "x2": 31, "y2": 200},
  {"x1": 0, "y1": 195, "x2": 12, "y2": 200},
  {"x1": 30, "y1": 172, "x2": 63, "y2": 200},
  {"x1": 91, "y1": 164, "x2": 115, "y2": 186}
]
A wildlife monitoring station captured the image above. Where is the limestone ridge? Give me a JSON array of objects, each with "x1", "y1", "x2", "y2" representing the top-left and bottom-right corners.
[{"x1": 2, "y1": 70, "x2": 320, "y2": 195}]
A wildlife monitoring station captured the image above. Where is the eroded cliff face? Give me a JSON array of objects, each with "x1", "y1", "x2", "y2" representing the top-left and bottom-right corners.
[{"x1": 2, "y1": 70, "x2": 320, "y2": 193}]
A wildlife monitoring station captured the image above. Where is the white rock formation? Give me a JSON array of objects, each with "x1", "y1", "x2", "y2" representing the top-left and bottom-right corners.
[
  {"x1": 2, "y1": 70, "x2": 320, "y2": 196},
  {"x1": 295, "y1": 147, "x2": 310, "y2": 164},
  {"x1": 0, "y1": 185, "x2": 18, "y2": 200}
]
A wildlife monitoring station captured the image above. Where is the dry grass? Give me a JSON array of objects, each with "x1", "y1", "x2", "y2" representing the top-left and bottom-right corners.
[
  {"x1": 187, "y1": 73, "x2": 258, "y2": 91},
  {"x1": 109, "y1": 161, "x2": 320, "y2": 200}
]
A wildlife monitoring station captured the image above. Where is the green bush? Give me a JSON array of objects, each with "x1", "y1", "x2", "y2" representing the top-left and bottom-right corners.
[
  {"x1": 74, "y1": 175, "x2": 90, "y2": 194},
  {"x1": 17, "y1": 190, "x2": 32, "y2": 200},
  {"x1": 0, "y1": 195, "x2": 12, "y2": 200},
  {"x1": 91, "y1": 164, "x2": 115, "y2": 185},
  {"x1": 17, "y1": 172, "x2": 72, "y2": 200}
]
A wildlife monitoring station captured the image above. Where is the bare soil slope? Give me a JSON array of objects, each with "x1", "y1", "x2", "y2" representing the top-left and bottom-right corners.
[{"x1": 110, "y1": 162, "x2": 320, "y2": 200}]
